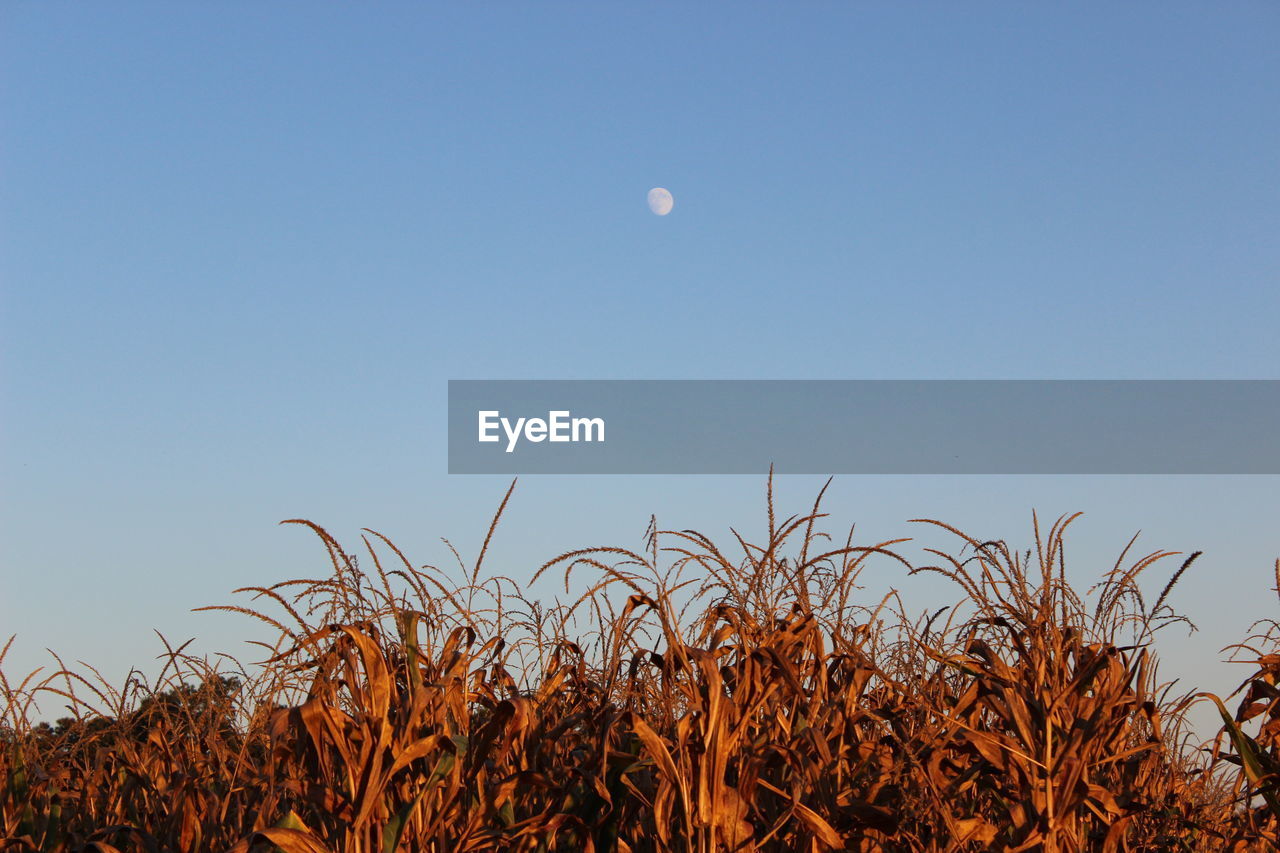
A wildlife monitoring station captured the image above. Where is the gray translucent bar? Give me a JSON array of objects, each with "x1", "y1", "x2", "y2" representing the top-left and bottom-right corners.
[{"x1": 447, "y1": 380, "x2": 1279, "y2": 474}]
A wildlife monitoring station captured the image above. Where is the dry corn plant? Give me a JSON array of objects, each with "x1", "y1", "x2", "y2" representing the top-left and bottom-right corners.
[
  {"x1": 1200, "y1": 558, "x2": 1280, "y2": 849},
  {"x1": 899, "y1": 513, "x2": 1235, "y2": 852},
  {"x1": 0, "y1": 480, "x2": 1267, "y2": 852}
]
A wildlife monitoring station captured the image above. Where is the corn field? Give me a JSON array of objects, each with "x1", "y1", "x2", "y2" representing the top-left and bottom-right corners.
[{"x1": 5, "y1": 480, "x2": 1280, "y2": 851}]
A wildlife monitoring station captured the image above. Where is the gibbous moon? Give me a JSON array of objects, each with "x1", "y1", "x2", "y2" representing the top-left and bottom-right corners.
[{"x1": 647, "y1": 187, "x2": 674, "y2": 216}]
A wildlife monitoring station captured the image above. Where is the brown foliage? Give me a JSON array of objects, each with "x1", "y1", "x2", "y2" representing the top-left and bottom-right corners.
[{"x1": 1, "y1": 480, "x2": 1270, "y2": 851}]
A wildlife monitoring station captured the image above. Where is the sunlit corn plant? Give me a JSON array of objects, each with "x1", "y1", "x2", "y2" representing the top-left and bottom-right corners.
[{"x1": 0, "y1": 480, "x2": 1267, "y2": 851}]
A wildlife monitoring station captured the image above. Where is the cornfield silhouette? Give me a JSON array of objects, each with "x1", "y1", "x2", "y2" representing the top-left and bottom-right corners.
[{"x1": 4, "y1": 479, "x2": 1280, "y2": 851}]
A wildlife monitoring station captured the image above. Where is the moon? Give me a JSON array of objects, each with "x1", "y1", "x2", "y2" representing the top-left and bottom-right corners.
[{"x1": 647, "y1": 187, "x2": 674, "y2": 216}]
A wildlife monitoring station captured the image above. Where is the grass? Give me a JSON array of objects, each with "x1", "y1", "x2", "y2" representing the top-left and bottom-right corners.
[{"x1": 3, "y1": 478, "x2": 1279, "y2": 851}]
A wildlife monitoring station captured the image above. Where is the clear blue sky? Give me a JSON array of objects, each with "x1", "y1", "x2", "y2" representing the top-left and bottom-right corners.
[{"x1": 2, "y1": 4, "x2": 1277, "y2": 720}]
